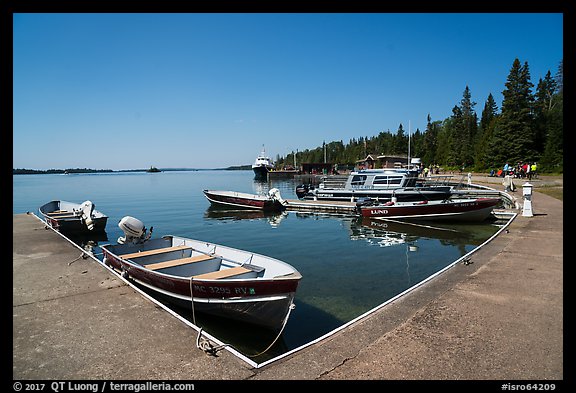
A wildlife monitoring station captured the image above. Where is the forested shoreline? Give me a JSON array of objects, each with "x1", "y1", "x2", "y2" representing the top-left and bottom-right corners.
[{"x1": 276, "y1": 58, "x2": 563, "y2": 174}]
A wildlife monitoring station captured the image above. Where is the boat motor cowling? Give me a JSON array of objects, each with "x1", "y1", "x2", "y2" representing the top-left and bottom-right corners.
[
  {"x1": 75, "y1": 200, "x2": 96, "y2": 231},
  {"x1": 269, "y1": 188, "x2": 287, "y2": 206},
  {"x1": 117, "y1": 216, "x2": 153, "y2": 244}
]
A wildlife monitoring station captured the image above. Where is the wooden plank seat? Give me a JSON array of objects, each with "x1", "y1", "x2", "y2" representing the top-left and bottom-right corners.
[
  {"x1": 194, "y1": 266, "x2": 252, "y2": 280},
  {"x1": 46, "y1": 214, "x2": 77, "y2": 218},
  {"x1": 47, "y1": 211, "x2": 71, "y2": 215},
  {"x1": 120, "y1": 245, "x2": 192, "y2": 259},
  {"x1": 144, "y1": 254, "x2": 216, "y2": 271}
]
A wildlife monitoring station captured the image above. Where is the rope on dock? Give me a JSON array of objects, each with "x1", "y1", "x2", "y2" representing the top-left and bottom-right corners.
[
  {"x1": 196, "y1": 328, "x2": 230, "y2": 356},
  {"x1": 68, "y1": 252, "x2": 87, "y2": 265},
  {"x1": 190, "y1": 283, "x2": 296, "y2": 359},
  {"x1": 246, "y1": 298, "x2": 295, "y2": 358}
]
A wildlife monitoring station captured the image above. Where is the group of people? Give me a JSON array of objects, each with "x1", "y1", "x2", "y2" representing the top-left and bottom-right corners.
[
  {"x1": 492, "y1": 161, "x2": 537, "y2": 180},
  {"x1": 420, "y1": 164, "x2": 441, "y2": 178}
]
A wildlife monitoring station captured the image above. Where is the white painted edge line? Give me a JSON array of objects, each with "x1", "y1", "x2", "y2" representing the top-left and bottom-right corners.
[
  {"x1": 29, "y1": 213, "x2": 259, "y2": 368},
  {"x1": 256, "y1": 211, "x2": 518, "y2": 368},
  {"x1": 29, "y1": 211, "x2": 517, "y2": 369}
]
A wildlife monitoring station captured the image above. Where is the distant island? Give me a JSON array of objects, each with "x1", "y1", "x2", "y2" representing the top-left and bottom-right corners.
[
  {"x1": 13, "y1": 166, "x2": 252, "y2": 175},
  {"x1": 12, "y1": 168, "x2": 114, "y2": 175}
]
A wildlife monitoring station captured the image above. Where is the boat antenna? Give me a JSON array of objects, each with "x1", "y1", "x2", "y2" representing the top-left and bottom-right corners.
[{"x1": 408, "y1": 120, "x2": 411, "y2": 169}]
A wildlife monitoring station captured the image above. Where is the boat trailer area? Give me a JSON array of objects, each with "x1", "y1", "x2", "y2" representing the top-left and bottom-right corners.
[{"x1": 13, "y1": 182, "x2": 562, "y2": 380}]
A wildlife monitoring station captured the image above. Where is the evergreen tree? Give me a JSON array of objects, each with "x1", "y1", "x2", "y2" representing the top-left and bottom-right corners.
[
  {"x1": 540, "y1": 59, "x2": 563, "y2": 172},
  {"x1": 534, "y1": 70, "x2": 558, "y2": 158},
  {"x1": 475, "y1": 93, "x2": 499, "y2": 170},
  {"x1": 479, "y1": 93, "x2": 498, "y2": 133},
  {"x1": 458, "y1": 85, "x2": 478, "y2": 166},
  {"x1": 422, "y1": 114, "x2": 438, "y2": 166},
  {"x1": 436, "y1": 117, "x2": 456, "y2": 167},
  {"x1": 411, "y1": 128, "x2": 423, "y2": 159},
  {"x1": 394, "y1": 123, "x2": 407, "y2": 155},
  {"x1": 488, "y1": 58, "x2": 535, "y2": 165}
]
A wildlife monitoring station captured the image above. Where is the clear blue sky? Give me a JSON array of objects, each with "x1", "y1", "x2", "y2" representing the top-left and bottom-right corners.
[{"x1": 13, "y1": 13, "x2": 563, "y2": 170}]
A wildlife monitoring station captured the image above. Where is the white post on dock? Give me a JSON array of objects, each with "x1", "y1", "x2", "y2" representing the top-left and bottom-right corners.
[{"x1": 522, "y1": 182, "x2": 534, "y2": 217}]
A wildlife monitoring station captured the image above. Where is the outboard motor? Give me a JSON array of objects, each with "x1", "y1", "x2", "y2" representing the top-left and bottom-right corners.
[
  {"x1": 117, "y1": 216, "x2": 153, "y2": 244},
  {"x1": 74, "y1": 200, "x2": 96, "y2": 231},
  {"x1": 295, "y1": 184, "x2": 311, "y2": 199},
  {"x1": 268, "y1": 188, "x2": 288, "y2": 206}
]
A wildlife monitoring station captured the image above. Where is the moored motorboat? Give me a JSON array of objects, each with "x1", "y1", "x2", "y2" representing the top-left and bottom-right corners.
[
  {"x1": 252, "y1": 148, "x2": 275, "y2": 180},
  {"x1": 39, "y1": 200, "x2": 108, "y2": 234},
  {"x1": 101, "y1": 216, "x2": 302, "y2": 331},
  {"x1": 357, "y1": 196, "x2": 500, "y2": 222},
  {"x1": 296, "y1": 168, "x2": 454, "y2": 203},
  {"x1": 203, "y1": 188, "x2": 288, "y2": 211}
]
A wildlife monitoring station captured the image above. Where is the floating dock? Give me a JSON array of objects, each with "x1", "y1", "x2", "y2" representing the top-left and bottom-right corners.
[{"x1": 284, "y1": 199, "x2": 357, "y2": 214}]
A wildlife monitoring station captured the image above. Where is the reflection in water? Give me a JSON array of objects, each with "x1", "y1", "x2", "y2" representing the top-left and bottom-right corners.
[
  {"x1": 356, "y1": 216, "x2": 496, "y2": 243},
  {"x1": 67, "y1": 230, "x2": 109, "y2": 246},
  {"x1": 204, "y1": 206, "x2": 288, "y2": 227},
  {"x1": 286, "y1": 213, "x2": 503, "y2": 325},
  {"x1": 66, "y1": 231, "x2": 109, "y2": 254}
]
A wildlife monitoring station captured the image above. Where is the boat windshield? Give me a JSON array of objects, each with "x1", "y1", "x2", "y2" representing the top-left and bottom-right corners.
[
  {"x1": 350, "y1": 175, "x2": 367, "y2": 187},
  {"x1": 403, "y1": 176, "x2": 418, "y2": 187}
]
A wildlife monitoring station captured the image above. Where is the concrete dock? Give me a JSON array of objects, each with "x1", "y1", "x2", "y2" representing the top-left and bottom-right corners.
[{"x1": 13, "y1": 179, "x2": 563, "y2": 381}]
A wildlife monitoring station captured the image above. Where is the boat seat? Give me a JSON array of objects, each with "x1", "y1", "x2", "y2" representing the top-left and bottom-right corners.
[
  {"x1": 144, "y1": 254, "x2": 217, "y2": 271},
  {"x1": 194, "y1": 266, "x2": 252, "y2": 280},
  {"x1": 46, "y1": 214, "x2": 77, "y2": 218},
  {"x1": 120, "y1": 245, "x2": 192, "y2": 259},
  {"x1": 47, "y1": 211, "x2": 70, "y2": 215}
]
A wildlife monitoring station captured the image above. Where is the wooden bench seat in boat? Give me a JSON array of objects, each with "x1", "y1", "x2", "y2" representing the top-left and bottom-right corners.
[
  {"x1": 144, "y1": 254, "x2": 216, "y2": 271},
  {"x1": 194, "y1": 266, "x2": 252, "y2": 280},
  {"x1": 46, "y1": 214, "x2": 77, "y2": 218},
  {"x1": 120, "y1": 245, "x2": 192, "y2": 259}
]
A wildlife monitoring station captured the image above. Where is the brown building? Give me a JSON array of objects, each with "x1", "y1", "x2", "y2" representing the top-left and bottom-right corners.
[
  {"x1": 356, "y1": 154, "x2": 408, "y2": 169},
  {"x1": 300, "y1": 162, "x2": 334, "y2": 174}
]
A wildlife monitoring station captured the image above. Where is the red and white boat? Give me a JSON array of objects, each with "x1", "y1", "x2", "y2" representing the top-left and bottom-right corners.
[
  {"x1": 358, "y1": 197, "x2": 500, "y2": 222},
  {"x1": 101, "y1": 216, "x2": 301, "y2": 331},
  {"x1": 39, "y1": 200, "x2": 108, "y2": 234},
  {"x1": 203, "y1": 188, "x2": 287, "y2": 211}
]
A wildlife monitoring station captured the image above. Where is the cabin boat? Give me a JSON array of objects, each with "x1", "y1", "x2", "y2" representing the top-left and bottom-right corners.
[
  {"x1": 357, "y1": 196, "x2": 500, "y2": 222},
  {"x1": 39, "y1": 200, "x2": 108, "y2": 234},
  {"x1": 101, "y1": 216, "x2": 302, "y2": 331},
  {"x1": 252, "y1": 148, "x2": 275, "y2": 180},
  {"x1": 296, "y1": 168, "x2": 454, "y2": 203}
]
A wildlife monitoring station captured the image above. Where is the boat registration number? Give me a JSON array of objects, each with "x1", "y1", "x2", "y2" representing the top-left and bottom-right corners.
[{"x1": 193, "y1": 284, "x2": 256, "y2": 295}]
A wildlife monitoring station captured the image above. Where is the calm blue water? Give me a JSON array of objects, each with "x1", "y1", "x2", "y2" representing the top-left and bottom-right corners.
[{"x1": 13, "y1": 170, "x2": 502, "y2": 362}]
